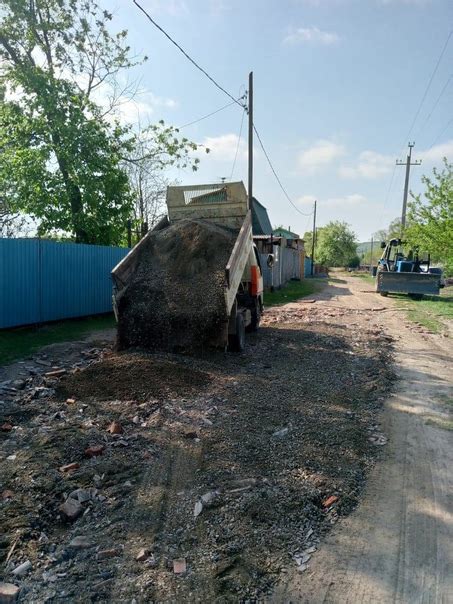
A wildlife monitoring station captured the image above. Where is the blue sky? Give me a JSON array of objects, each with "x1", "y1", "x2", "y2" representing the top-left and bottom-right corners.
[{"x1": 103, "y1": 0, "x2": 453, "y2": 240}]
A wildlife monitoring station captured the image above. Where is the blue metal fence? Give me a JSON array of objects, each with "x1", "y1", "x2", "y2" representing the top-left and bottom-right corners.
[{"x1": 0, "y1": 239, "x2": 129, "y2": 329}]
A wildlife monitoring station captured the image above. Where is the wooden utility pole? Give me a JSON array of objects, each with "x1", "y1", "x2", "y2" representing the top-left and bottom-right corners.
[
  {"x1": 396, "y1": 142, "x2": 421, "y2": 232},
  {"x1": 311, "y1": 200, "x2": 317, "y2": 276},
  {"x1": 248, "y1": 71, "x2": 253, "y2": 211},
  {"x1": 370, "y1": 237, "x2": 374, "y2": 274}
]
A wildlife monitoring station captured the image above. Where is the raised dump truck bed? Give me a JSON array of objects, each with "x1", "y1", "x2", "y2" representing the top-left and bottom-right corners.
[{"x1": 112, "y1": 182, "x2": 264, "y2": 352}]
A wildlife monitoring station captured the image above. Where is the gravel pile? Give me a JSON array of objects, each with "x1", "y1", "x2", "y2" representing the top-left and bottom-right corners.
[{"x1": 116, "y1": 219, "x2": 237, "y2": 353}]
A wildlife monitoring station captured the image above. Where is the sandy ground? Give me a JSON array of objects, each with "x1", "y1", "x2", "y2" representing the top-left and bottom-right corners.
[{"x1": 272, "y1": 273, "x2": 453, "y2": 603}]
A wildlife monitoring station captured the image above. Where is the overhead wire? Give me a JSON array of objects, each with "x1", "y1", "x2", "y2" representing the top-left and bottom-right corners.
[
  {"x1": 429, "y1": 115, "x2": 453, "y2": 149},
  {"x1": 230, "y1": 107, "x2": 246, "y2": 180},
  {"x1": 416, "y1": 73, "x2": 453, "y2": 140},
  {"x1": 133, "y1": 0, "x2": 246, "y2": 109},
  {"x1": 178, "y1": 96, "x2": 245, "y2": 129},
  {"x1": 402, "y1": 29, "x2": 452, "y2": 147},
  {"x1": 134, "y1": 0, "x2": 313, "y2": 221},
  {"x1": 253, "y1": 124, "x2": 313, "y2": 217}
]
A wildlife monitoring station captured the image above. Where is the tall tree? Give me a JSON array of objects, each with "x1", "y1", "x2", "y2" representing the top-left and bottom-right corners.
[
  {"x1": 315, "y1": 221, "x2": 358, "y2": 267},
  {"x1": 406, "y1": 159, "x2": 453, "y2": 275},
  {"x1": 0, "y1": 0, "x2": 203, "y2": 244}
]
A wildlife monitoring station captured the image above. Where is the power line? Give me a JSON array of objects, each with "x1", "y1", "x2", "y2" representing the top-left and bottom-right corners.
[
  {"x1": 230, "y1": 107, "x2": 246, "y2": 180},
  {"x1": 429, "y1": 115, "x2": 453, "y2": 149},
  {"x1": 133, "y1": 0, "x2": 246, "y2": 109},
  {"x1": 402, "y1": 29, "x2": 452, "y2": 146},
  {"x1": 253, "y1": 124, "x2": 313, "y2": 217},
  {"x1": 178, "y1": 96, "x2": 245, "y2": 129},
  {"x1": 416, "y1": 73, "x2": 453, "y2": 139}
]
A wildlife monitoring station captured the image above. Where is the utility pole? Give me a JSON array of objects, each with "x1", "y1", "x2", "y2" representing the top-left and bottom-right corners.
[
  {"x1": 248, "y1": 71, "x2": 253, "y2": 212},
  {"x1": 311, "y1": 200, "x2": 317, "y2": 276},
  {"x1": 370, "y1": 237, "x2": 374, "y2": 275},
  {"x1": 396, "y1": 142, "x2": 421, "y2": 233}
]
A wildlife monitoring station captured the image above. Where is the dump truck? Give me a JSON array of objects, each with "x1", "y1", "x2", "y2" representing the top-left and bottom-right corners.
[
  {"x1": 375, "y1": 238, "x2": 443, "y2": 300},
  {"x1": 111, "y1": 182, "x2": 264, "y2": 352}
]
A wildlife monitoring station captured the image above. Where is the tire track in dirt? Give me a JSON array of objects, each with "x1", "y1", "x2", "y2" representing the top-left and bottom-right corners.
[{"x1": 271, "y1": 274, "x2": 453, "y2": 604}]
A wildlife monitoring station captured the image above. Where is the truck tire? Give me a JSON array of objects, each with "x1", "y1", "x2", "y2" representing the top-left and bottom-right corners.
[
  {"x1": 248, "y1": 299, "x2": 261, "y2": 332},
  {"x1": 380, "y1": 291, "x2": 388, "y2": 297},
  {"x1": 408, "y1": 293, "x2": 423, "y2": 300},
  {"x1": 228, "y1": 313, "x2": 245, "y2": 352}
]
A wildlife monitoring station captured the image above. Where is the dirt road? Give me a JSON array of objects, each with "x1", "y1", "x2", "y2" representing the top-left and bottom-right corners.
[
  {"x1": 1, "y1": 274, "x2": 451, "y2": 602},
  {"x1": 273, "y1": 274, "x2": 453, "y2": 603}
]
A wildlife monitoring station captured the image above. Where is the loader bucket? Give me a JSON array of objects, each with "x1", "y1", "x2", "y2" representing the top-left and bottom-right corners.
[{"x1": 376, "y1": 271, "x2": 441, "y2": 296}]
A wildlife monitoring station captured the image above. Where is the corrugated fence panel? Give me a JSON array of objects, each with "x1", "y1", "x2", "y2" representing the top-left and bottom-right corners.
[
  {"x1": 0, "y1": 239, "x2": 129, "y2": 329},
  {"x1": 0, "y1": 239, "x2": 40, "y2": 328}
]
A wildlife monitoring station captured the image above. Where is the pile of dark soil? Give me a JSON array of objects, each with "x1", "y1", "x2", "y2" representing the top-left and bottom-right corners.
[
  {"x1": 116, "y1": 219, "x2": 237, "y2": 352},
  {"x1": 57, "y1": 352, "x2": 210, "y2": 401}
]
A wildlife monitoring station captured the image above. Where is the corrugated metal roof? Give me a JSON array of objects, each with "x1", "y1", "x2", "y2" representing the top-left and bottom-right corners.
[{"x1": 251, "y1": 197, "x2": 273, "y2": 235}]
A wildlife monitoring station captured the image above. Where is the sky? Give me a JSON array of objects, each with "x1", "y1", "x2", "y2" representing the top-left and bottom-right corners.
[{"x1": 100, "y1": 0, "x2": 452, "y2": 241}]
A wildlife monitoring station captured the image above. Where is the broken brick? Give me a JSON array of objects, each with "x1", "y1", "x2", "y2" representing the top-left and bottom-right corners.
[
  {"x1": 173, "y1": 558, "x2": 187, "y2": 574},
  {"x1": 59, "y1": 462, "x2": 80, "y2": 473},
  {"x1": 85, "y1": 445, "x2": 104, "y2": 458},
  {"x1": 136, "y1": 548, "x2": 149, "y2": 562},
  {"x1": 1, "y1": 423, "x2": 13, "y2": 432},
  {"x1": 106, "y1": 421, "x2": 123, "y2": 435},
  {"x1": 322, "y1": 495, "x2": 339, "y2": 508}
]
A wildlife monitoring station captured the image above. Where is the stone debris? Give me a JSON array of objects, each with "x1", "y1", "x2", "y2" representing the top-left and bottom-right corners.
[
  {"x1": 273, "y1": 427, "x2": 289, "y2": 438},
  {"x1": 59, "y1": 498, "x2": 84, "y2": 521},
  {"x1": 59, "y1": 462, "x2": 80, "y2": 473},
  {"x1": 194, "y1": 500, "x2": 203, "y2": 518},
  {"x1": 97, "y1": 546, "x2": 123, "y2": 560},
  {"x1": 173, "y1": 558, "x2": 187, "y2": 574},
  {"x1": 68, "y1": 536, "x2": 93, "y2": 549},
  {"x1": 11, "y1": 560, "x2": 32, "y2": 577},
  {"x1": 368, "y1": 433, "x2": 388, "y2": 446},
  {"x1": 136, "y1": 548, "x2": 150, "y2": 562},
  {"x1": 84, "y1": 445, "x2": 105, "y2": 458},
  {"x1": 0, "y1": 582, "x2": 20, "y2": 603},
  {"x1": 0, "y1": 295, "x2": 395, "y2": 602}
]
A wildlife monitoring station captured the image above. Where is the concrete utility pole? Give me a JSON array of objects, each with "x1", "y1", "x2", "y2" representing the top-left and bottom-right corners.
[
  {"x1": 396, "y1": 142, "x2": 421, "y2": 232},
  {"x1": 248, "y1": 71, "x2": 253, "y2": 212},
  {"x1": 311, "y1": 199, "x2": 317, "y2": 276}
]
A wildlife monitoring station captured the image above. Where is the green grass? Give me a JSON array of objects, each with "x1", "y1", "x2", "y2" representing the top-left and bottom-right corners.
[
  {"x1": 0, "y1": 314, "x2": 116, "y2": 366},
  {"x1": 425, "y1": 417, "x2": 453, "y2": 431},
  {"x1": 394, "y1": 286, "x2": 453, "y2": 333},
  {"x1": 350, "y1": 271, "x2": 375, "y2": 284},
  {"x1": 264, "y1": 278, "x2": 324, "y2": 307}
]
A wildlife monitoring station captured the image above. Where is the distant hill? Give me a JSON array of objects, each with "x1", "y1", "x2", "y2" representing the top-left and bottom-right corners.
[{"x1": 357, "y1": 242, "x2": 372, "y2": 255}]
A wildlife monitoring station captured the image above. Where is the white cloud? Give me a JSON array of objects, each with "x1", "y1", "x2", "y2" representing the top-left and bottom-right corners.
[
  {"x1": 201, "y1": 133, "x2": 247, "y2": 162},
  {"x1": 297, "y1": 194, "x2": 317, "y2": 206},
  {"x1": 419, "y1": 140, "x2": 453, "y2": 163},
  {"x1": 339, "y1": 150, "x2": 393, "y2": 179},
  {"x1": 298, "y1": 140, "x2": 346, "y2": 173},
  {"x1": 283, "y1": 26, "x2": 340, "y2": 45}
]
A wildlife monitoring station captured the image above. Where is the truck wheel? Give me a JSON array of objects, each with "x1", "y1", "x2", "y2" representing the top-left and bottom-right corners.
[
  {"x1": 380, "y1": 291, "x2": 388, "y2": 297},
  {"x1": 408, "y1": 293, "x2": 423, "y2": 300},
  {"x1": 228, "y1": 313, "x2": 245, "y2": 352},
  {"x1": 248, "y1": 299, "x2": 261, "y2": 332}
]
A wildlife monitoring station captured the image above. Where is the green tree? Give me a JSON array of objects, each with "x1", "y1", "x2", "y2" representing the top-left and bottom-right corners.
[
  {"x1": 0, "y1": 0, "x2": 203, "y2": 244},
  {"x1": 406, "y1": 159, "x2": 453, "y2": 276},
  {"x1": 315, "y1": 221, "x2": 358, "y2": 267}
]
